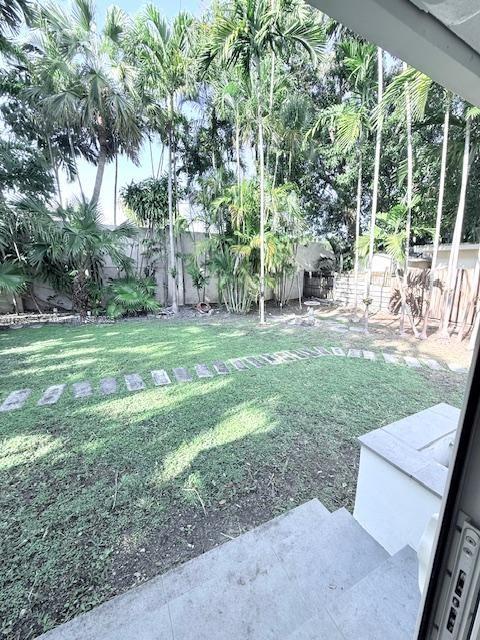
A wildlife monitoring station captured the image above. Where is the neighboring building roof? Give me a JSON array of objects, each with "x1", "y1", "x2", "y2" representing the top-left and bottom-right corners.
[{"x1": 413, "y1": 243, "x2": 480, "y2": 255}]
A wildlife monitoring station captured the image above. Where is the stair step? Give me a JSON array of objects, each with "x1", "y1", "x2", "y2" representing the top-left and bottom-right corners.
[
  {"x1": 162, "y1": 499, "x2": 330, "y2": 601},
  {"x1": 36, "y1": 501, "x2": 418, "y2": 640},
  {"x1": 272, "y1": 507, "x2": 390, "y2": 612},
  {"x1": 327, "y1": 545, "x2": 420, "y2": 640}
]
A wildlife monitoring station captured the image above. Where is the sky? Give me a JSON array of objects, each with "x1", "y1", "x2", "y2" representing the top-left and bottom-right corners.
[{"x1": 60, "y1": 0, "x2": 206, "y2": 224}]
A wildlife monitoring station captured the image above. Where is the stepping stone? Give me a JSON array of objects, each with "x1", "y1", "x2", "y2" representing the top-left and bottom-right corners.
[
  {"x1": 421, "y1": 358, "x2": 444, "y2": 371},
  {"x1": 100, "y1": 377, "x2": 117, "y2": 395},
  {"x1": 230, "y1": 358, "x2": 249, "y2": 371},
  {"x1": 362, "y1": 350, "x2": 376, "y2": 361},
  {"x1": 290, "y1": 349, "x2": 310, "y2": 359},
  {"x1": 260, "y1": 353, "x2": 279, "y2": 365},
  {"x1": 269, "y1": 352, "x2": 291, "y2": 364},
  {"x1": 404, "y1": 356, "x2": 422, "y2": 368},
  {"x1": 124, "y1": 374, "x2": 145, "y2": 391},
  {"x1": 312, "y1": 346, "x2": 331, "y2": 357},
  {"x1": 195, "y1": 364, "x2": 213, "y2": 379},
  {"x1": 72, "y1": 381, "x2": 92, "y2": 399},
  {"x1": 383, "y1": 353, "x2": 401, "y2": 365},
  {"x1": 278, "y1": 351, "x2": 302, "y2": 361},
  {"x1": 151, "y1": 370, "x2": 172, "y2": 386},
  {"x1": 38, "y1": 384, "x2": 66, "y2": 406},
  {"x1": 331, "y1": 347, "x2": 345, "y2": 357},
  {"x1": 298, "y1": 347, "x2": 322, "y2": 358},
  {"x1": 448, "y1": 363, "x2": 469, "y2": 374},
  {"x1": 244, "y1": 356, "x2": 265, "y2": 368},
  {"x1": 212, "y1": 361, "x2": 229, "y2": 375},
  {"x1": 347, "y1": 349, "x2": 362, "y2": 358},
  {"x1": 173, "y1": 367, "x2": 193, "y2": 383},
  {"x1": 0, "y1": 388, "x2": 31, "y2": 412}
]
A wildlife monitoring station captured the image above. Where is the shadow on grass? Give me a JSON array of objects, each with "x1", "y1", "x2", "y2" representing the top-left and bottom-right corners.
[{"x1": 0, "y1": 351, "x2": 466, "y2": 638}]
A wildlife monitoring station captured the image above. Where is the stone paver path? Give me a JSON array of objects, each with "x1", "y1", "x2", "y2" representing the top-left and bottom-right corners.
[
  {"x1": 383, "y1": 353, "x2": 400, "y2": 365},
  {"x1": 125, "y1": 374, "x2": 145, "y2": 391},
  {"x1": 1, "y1": 343, "x2": 468, "y2": 413},
  {"x1": 212, "y1": 361, "x2": 229, "y2": 375},
  {"x1": 404, "y1": 356, "x2": 421, "y2": 368},
  {"x1": 72, "y1": 381, "x2": 92, "y2": 399},
  {"x1": 173, "y1": 367, "x2": 193, "y2": 383},
  {"x1": 38, "y1": 384, "x2": 66, "y2": 406},
  {"x1": 0, "y1": 388, "x2": 31, "y2": 412},
  {"x1": 100, "y1": 377, "x2": 117, "y2": 395},
  {"x1": 195, "y1": 364, "x2": 213, "y2": 379},
  {"x1": 152, "y1": 370, "x2": 172, "y2": 386},
  {"x1": 421, "y1": 358, "x2": 444, "y2": 371}
]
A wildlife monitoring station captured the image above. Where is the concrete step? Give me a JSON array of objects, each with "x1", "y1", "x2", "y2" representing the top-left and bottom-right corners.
[
  {"x1": 272, "y1": 507, "x2": 390, "y2": 613},
  {"x1": 36, "y1": 500, "x2": 418, "y2": 640},
  {"x1": 328, "y1": 545, "x2": 420, "y2": 640}
]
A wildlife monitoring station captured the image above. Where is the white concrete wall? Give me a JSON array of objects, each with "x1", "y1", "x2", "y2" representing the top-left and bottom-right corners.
[
  {"x1": 354, "y1": 448, "x2": 442, "y2": 554},
  {"x1": 2, "y1": 235, "x2": 329, "y2": 312}
]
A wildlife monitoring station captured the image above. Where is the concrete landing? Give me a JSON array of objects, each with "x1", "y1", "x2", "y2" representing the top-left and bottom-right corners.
[{"x1": 37, "y1": 499, "x2": 420, "y2": 640}]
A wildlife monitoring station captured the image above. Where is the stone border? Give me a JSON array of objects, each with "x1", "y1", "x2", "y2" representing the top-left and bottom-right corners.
[{"x1": 0, "y1": 345, "x2": 468, "y2": 413}]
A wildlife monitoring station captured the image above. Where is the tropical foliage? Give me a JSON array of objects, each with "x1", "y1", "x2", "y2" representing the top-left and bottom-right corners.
[{"x1": 1, "y1": 0, "x2": 480, "y2": 340}]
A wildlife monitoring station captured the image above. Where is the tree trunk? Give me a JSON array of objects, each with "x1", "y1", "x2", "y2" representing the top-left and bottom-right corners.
[
  {"x1": 113, "y1": 154, "x2": 118, "y2": 227},
  {"x1": 439, "y1": 117, "x2": 471, "y2": 337},
  {"x1": 353, "y1": 150, "x2": 362, "y2": 313},
  {"x1": 257, "y1": 66, "x2": 266, "y2": 325},
  {"x1": 421, "y1": 96, "x2": 450, "y2": 339},
  {"x1": 47, "y1": 137, "x2": 63, "y2": 208},
  {"x1": 91, "y1": 142, "x2": 107, "y2": 206},
  {"x1": 69, "y1": 131, "x2": 85, "y2": 202},
  {"x1": 167, "y1": 94, "x2": 178, "y2": 313},
  {"x1": 235, "y1": 114, "x2": 241, "y2": 190},
  {"x1": 364, "y1": 48, "x2": 384, "y2": 332},
  {"x1": 400, "y1": 64, "x2": 414, "y2": 335}
]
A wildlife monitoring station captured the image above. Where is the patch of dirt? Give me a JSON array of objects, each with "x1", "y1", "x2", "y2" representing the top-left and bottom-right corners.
[{"x1": 109, "y1": 436, "x2": 359, "y2": 600}]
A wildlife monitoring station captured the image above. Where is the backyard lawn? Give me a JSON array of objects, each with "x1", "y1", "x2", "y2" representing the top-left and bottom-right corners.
[{"x1": 0, "y1": 317, "x2": 466, "y2": 639}]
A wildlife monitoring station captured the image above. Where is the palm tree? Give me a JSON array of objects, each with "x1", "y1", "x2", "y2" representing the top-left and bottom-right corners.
[
  {"x1": 0, "y1": 0, "x2": 32, "y2": 54},
  {"x1": 439, "y1": 105, "x2": 480, "y2": 337},
  {"x1": 201, "y1": 0, "x2": 325, "y2": 324},
  {"x1": 421, "y1": 92, "x2": 451, "y2": 339},
  {"x1": 310, "y1": 39, "x2": 377, "y2": 314},
  {"x1": 381, "y1": 64, "x2": 432, "y2": 335},
  {"x1": 364, "y1": 47, "x2": 384, "y2": 332},
  {"x1": 27, "y1": 0, "x2": 142, "y2": 206},
  {"x1": 22, "y1": 199, "x2": 136, "y2": 315},
  {"x1": 131, "y1": 7, "x2": 194, "y2": 313}
]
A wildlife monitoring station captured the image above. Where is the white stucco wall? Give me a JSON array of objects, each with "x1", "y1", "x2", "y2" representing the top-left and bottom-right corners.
[{"x1": 354, "y1": 448, "x2": 442, "y2": 554}]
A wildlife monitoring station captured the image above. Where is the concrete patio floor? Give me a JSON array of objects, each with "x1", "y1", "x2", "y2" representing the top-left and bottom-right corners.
[{"x1": 38, "y1": 499, "x2": 420, "y2": 640}]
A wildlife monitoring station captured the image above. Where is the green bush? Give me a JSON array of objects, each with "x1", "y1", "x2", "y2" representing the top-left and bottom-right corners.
[{"x1": 106, "y1": 277, "x2": 161, "y2": 319}]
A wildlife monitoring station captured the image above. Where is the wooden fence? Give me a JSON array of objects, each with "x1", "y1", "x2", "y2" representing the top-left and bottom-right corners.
[{"x1": 333, "y1": 268, "x2": 479, "y2": 327}]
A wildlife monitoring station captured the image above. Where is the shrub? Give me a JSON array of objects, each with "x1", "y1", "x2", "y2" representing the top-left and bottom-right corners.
[{"x1": 106, "y1": 277, "x2": 161, "y2": 319}]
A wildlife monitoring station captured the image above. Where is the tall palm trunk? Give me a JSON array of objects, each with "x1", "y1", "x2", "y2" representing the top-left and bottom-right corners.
[
  {"x1": 439, "y1": 116, "x2": 471, "y2": 337},
  {"x1": 353, "y1": 149, "x2": 362, "y2": 313},
  {"x1": 167, "y1": 93, "x2": 178, "y2": 313},
  {"x1": 235, "y1": 113, "x2": 241, "y2": 189},
  {"x1": 364, "y1": 48, "x2": 384, "y2": 332},
  {"x1": 421, "y1": 96, "x2": 450, "y2": 339},
  {"x1": 68, "y1": 131, "x2": 85, "y2": 202},
  {"x1": 91, "y1": 142, "x2": 107, "y2": 206},
  {"x1": 113, "y1": 154, "x2": 118, "y2": 227},
  {"x1": 257, "y1": 68, "x2": 266, "y2": 325},
  {"x1": 400, "y1": 66, "x2": 414, "y2": 335},
  {"x1": 47, "y1": 137, "x2": 63, "y2": 208}
]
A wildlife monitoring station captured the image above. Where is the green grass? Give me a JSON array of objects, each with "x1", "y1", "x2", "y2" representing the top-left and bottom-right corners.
[{"x1": 0, "y1": 317, "x2": 466, "y2": 639}]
